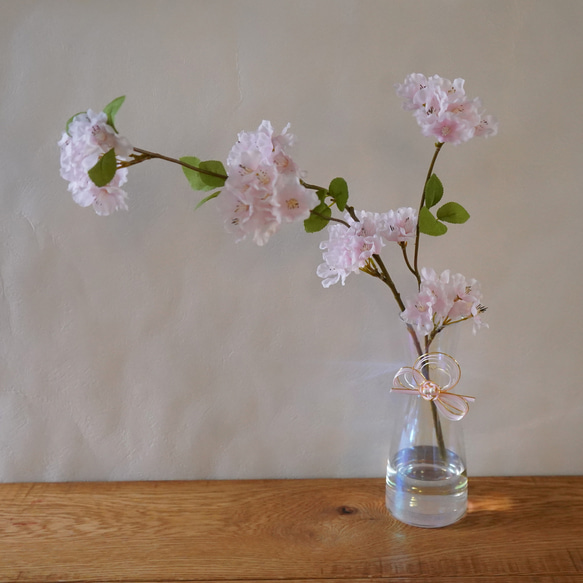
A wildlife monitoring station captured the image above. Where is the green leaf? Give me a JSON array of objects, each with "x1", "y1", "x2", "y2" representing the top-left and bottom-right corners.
[
  {"x1": 304, "y1": 202, "x2": 332, "y2": 233},
  {"x1": 198, "y1": 160, "x2": 227, "y2": 189},
  {"x1": 329, "y1": 177, "x2": 349, "y2": 211},
  {"x1": 437, "y1": 201, "x2": 470, "y2": 224},
  {"x1": 87, "y1": 148, "x2": 117, "y2": 187},
  {"x1": 65, "y1": 111, "x2": 86, "y2": 134},
  {"x1": 419, "y1": 206, "x2": 448, "y2": 236},
  {"x1": 195, "y1": 190, "x2": 220, "y2": 210},
  {"x1": 181, "y1": 156, "x2": 204, "y2": 190},
  {"x1": 180, "y1": 157, "x2": 227, "y2": 191},
  {"x1": 424, "y1": 174, "x2": 444, "y2": 209},
  {"x1": 103, "y1": 96, "x2": 126, "y2": 132}
]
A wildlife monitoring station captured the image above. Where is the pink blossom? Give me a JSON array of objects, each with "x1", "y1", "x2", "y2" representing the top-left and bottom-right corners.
[
  {"x1": 395, "y1": 73, "x2": 432, "y2": 111},
  {"x1": 418, "y1": 110, "x2": 479, "y2": 145},
  {"x1": 377, "y1": 207, "x2": 417, "y2": 243},
  {"x1": 221, "y1": 121, "x2": 317, "y2": 245},
  {"x1": 401, "y1": 268, "x2": 487, "y2": 335},
  {"x1": 317, "y1": 211, "x2": 385, "y2": 287},
  {"x1": 59, "y1": 109, "x2": 133, "y2": 215},
  {"x1": 400, "y1": 286, "x2": 436, "y2": 335},
  {"x1": 272, "y1": 173, "x2": 316, "y2": 224},
  {"x1": 395, "y1": 74, "x2": 498, "y2": 144},
  {"x1": 216, "y1": 186, "x2": 279, "y2": 246},
  {"x1": 69, "y1": 170, "x2": 129, "y2": 216},
  {"x1": 474, "y1": 114, "x2": 499, "y2": 138}
]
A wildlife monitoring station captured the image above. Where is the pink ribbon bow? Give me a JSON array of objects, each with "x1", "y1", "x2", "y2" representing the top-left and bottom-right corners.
[{"x1": 391, "y1": 352, "x2": 475, "y2": 421}]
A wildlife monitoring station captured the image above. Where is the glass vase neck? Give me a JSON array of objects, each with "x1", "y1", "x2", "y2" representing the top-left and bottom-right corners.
[{"x1": 405, "y1": 323, "x2": 460, "y2": 361}]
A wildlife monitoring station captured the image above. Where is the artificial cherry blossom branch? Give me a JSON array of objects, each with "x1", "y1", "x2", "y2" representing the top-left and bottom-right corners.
[
  {"x1": 128, "y1": 147, "x2": 355, "y2": 230},
  {"x1": 59, "y1": 74, "x2": 494, "y2": 365}
]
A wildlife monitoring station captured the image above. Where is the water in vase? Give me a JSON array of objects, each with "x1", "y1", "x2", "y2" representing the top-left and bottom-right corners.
[{"x1": 386, "y1": 444, "x2": 467, "y2": 528}]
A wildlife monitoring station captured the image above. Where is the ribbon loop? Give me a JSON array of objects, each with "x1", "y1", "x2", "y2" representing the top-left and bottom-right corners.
[{"x1": 391, "y1": 352, "x2": 475, "y2": 421}]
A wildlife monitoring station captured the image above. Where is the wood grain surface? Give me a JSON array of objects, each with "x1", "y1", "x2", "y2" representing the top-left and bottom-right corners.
[{"x1": 0, "y1": 477, "x2": 582, "y2": 582}]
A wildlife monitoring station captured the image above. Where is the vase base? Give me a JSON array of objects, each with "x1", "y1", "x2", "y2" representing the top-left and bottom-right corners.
[{"x1": 386, "y1": 445, "x2": 467, "y2": 528}]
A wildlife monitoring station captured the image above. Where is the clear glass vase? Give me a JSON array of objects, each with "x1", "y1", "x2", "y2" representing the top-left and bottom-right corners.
[{"x1": 385, "y1": 328, "x2": 469, "y2": 528}]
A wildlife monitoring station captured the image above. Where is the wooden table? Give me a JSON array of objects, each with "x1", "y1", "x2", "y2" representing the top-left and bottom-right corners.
[{"x1": 1, "y1": 477, "x2": 582, "y2": 582}]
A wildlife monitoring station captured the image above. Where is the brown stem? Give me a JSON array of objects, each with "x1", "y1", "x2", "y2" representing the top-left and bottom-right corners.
[
  {"x1": 372, "y1": 254, "x2": 405, "y2": 312},
  {"x1": 368, "y1": 254, "x2": 426, "y2": 366},
  {"x1": 344, "y1": 204, "x2": 359, "y2": 223},
  {"x1": 300, "y1": 180, "x2": 358, "y2": 222},
  {"x1": 311, "y1": 210, "x2": 350, "y2": 228},
  {"x1": 399, "y1": 243, "x2": 416, "y2": 277},
  {"x1": 132, "y1": 147, "x2": 228, "y2": 181},
  {"x1": 300, "y1": 179, "x2": 325, "y2": 191},
  {"x1": 431, "y1": 401, "x2": 448, "y2": 460},
  {"x1": 413, "y1": 142, "x2": 444, "y2": 288},
  {"x1": 423, "y1": 333, "x2": 447, "y2": 460},
  {"x1": 406, "y1": 325, "x2": 423, "y2": 361}
]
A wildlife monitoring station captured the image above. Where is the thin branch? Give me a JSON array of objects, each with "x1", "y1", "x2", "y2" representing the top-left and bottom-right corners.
[
  {"x1": 399, "y1": 242, "x2": 416, "y2": 277},
  {"x1": 413, "y1": 142, "x2": 444, "y2": 287},
  {"x1": 300, "y1": 179, "x2": 325, "y2": 191},
  {"x1": 311, "y1": 210, "x2": 350, "y2": 228},
  {"x1": 344, "y1": 204, "x2": 359, "y2": 223},
  {"x1": 300, "y1": 180, "x2": 359, "y2": 224},
  {"x1": 372, "y1": 254, "x2": 406, "y2": 312},
  {"x1": 132, "y1": 147, "x2": 228, "y2": 180}
]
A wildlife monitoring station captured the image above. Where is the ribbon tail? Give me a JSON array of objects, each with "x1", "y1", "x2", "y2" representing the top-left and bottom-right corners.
[
  {"x1": 435, "y1": 393, "x2": 471, "y2": 421},
  {"x1": 391, "y1": 387, "x2": 421, "y2": 395},
  {"x1": 456, "y1": 394, "x2": 476, "y2": 403}
]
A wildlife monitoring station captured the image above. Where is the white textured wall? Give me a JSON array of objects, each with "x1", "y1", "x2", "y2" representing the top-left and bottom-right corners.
[{"x1": 0, "y1": 0, "x2": 581, "y2": 481}]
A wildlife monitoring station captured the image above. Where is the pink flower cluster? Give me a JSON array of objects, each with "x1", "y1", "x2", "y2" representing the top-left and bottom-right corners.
[
  {"x1": 317, "y1": 208, "x2": 417, "y2": 288},
  {"x1": 218, "y1": 121, "x2": 318, "y2": 246},
  {"x1": 401, "y1": 268, "x2": 487, "y2": 335},
  {"x1": 59, "y1": 110, "x2": 133, "y2": 215},
  {"x1": 395, "y1": 74, "x2": 498, "y2": 145}
]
